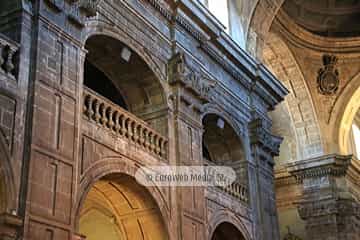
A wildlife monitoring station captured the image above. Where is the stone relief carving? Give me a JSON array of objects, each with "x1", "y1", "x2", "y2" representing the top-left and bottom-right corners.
[
  {"x1": 168, "y1": 52, "x2": 216, "y2": 103},
  {"x1": 249, "y1": 118, "x2": 283, "y2": 157},
  {"x1": 317, "y1": 54, "x2": 339, "y2": 95},
  {"x1": 79, "y1": 0, "x2": 101, "y2": 17}
]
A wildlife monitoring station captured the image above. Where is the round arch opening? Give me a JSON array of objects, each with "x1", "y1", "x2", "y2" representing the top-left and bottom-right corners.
[
  {"x1": 211, "y1": 222, "x2": 246, "y2": 240},
  {"x1": 202, "y1": 113, "x2": 247, "y2": 183},
  {"x1": 83, "y1": 34, "x2": 168, "y2": 136},
  {"x1": 78, "y1": 174, "x2": 169, "y2": 240}
]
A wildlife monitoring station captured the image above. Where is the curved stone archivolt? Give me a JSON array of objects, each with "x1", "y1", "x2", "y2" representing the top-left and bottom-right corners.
[
  {"x1": 263, "y1": 33, "x2": 323, "y2": 161},
  {"x1": 79, "y1": 175, "x2": 169, "y2": 240}
]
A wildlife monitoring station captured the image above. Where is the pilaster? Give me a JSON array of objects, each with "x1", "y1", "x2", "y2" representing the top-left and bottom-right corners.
[
  {"x1": 168, "y1": 51, "x2": 216, "y2": 240},
  {"x1": 249, "y1": 118, "x2": 282, "y2": 240}
]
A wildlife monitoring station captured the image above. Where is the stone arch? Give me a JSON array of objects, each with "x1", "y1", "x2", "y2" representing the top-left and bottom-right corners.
[
  {"x1": 329, "y1": 72, "x2": 360, "y2": 154},
  {"x1": 0, "y1": 131, "x2": 16, "y2": 213},
  {"x1": 263, "y1": 32, "x2": 323, "y2": 161},
  {"x1": 82, "y1": 23, "x2": 170, "y2": 136},
  {"x1": 201, "y1": 104, "x2": 247, "y2": 144},
  {"x1": 83, "y1": 20, "x2": 168, "y2": 86},
  {"x1": 246, "y1": 0, "x2": 285, "y2": 58},
  {"x1": 208, "y1": 210, "x2": 251, "y2": 240},
  {"x1": 74, "y1": 157, "x2": 171, "y2": 239},
  {"x1": 201, "y1": 107, "x2": 249, "y2": 184}
]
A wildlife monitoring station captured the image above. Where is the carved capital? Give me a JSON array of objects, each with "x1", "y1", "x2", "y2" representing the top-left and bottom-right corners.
[
  {"x1": 79, "y1": 0, "x2": 101, "y2": 17},
  {"x1": 249, "y1": 118, "x2": 283, "y2": 157},
  {"x1": 168, "y1": 52, "x2": 216, "y2": 103}
]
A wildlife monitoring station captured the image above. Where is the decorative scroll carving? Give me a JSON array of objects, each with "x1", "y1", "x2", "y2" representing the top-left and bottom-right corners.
[
  {"x1": 317, "y1": 54, "x2": 339, "y2": 95},
  {"x1": 249, "y1": 118, "x2": 283, "y2": 157},
  {"x1": 79, "y1": 0, "x2": 101, "y2": 17},
  {"x1": 168, "y1": 52, "x2": 216, "y2": 103}
]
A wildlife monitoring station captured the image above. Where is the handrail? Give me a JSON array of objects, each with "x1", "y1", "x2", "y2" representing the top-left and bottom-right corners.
[{"x1": 83, "y1": 87, "x2": 168, "y2": 159}]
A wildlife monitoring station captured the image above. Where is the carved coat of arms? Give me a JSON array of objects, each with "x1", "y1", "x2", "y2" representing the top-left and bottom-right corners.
[{"x1": 317, "y1": 54, "x2": 339, "y2": 95}]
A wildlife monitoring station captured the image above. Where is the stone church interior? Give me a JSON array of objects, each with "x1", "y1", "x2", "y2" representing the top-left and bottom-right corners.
[{"x1": 0, "y1": 0, "x2": 359, "y2": 239}]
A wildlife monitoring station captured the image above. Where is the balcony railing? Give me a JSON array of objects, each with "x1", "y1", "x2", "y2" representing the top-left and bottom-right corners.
[
  {"x1": 204, "y1": 158, "x2": 249, "y2": 204},
  {"x1": 218, "y1": 181, "x2": 249, "y2": 204},
  {"x1": 83, "y1": 87, "x2": 168, "y2": 159},
  {"x1": 0, "y1": 33, "x2": 19, "y2": 79}
]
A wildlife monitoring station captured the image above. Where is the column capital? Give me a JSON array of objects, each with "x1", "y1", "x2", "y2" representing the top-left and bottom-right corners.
[{"x1": 249, "y1": 118, "x2": 283, "y2": 161}]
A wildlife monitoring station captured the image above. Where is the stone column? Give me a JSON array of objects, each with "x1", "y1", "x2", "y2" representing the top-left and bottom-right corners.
[
  {"x1": 0, "y1": 213, "x2": 22, "y2": 240},
  {"x1": 249, "y1": 118, "x2": 283, "y2": 240},
  {"x1": 288, "y1": 154, "x2": 360, "y2": 240}
]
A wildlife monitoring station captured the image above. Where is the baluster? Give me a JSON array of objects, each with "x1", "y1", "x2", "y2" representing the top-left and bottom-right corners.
[
  {"x1": 85, "y1": 95, "x2": 94, "y2": 119},
  {"x1": 155, "y1": 135, "x2": 161, "y2": 155},
  {"x1": 100, "y1": 103, "x2": 108, "y2": 127},
  {"x1": 5, "y1": 47, "x2": 15, "y2": 75},
  {"x1": 114, "y1": 111, "x2": 121, "y2": 133},
  {"x1": 235, "y1": 184, "x2": 240, "y2": 198},
  {"x1": 133, "y1": 123, "x2": 139, "y2": 142},
  {"x1": 121, "y1": 116, "x2": 127, "y2": 136},
  {"x1": 150, "y1": 132, "x2": 155, "y2": 152},
  {"x1": 94, "y1": 100, "x2": 101, "y2": 124},
  {"x1": 137, "y1": 125, "x2": 143, "y2": 144},
  {"x1": 146, "y1": 131, "x2": 152, "y2": 150},
  {"x1": 108, "y1": 108, "x2": 114, "y2": 130},
  {"x1": 140, "y1": 127, "x2": 145, "y2": 146},
  {"x1": 127, "y1": 119, "x2": 133, "y2": 140}
]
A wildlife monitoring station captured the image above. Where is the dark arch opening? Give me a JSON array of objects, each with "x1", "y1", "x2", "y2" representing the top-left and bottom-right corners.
[
  {"x1": 202, "y1": 113, "x2": 248, "y2": 184},
  {"x1": 84, "y1": 59, "x2": 128, "y2": 110},
  {"x1": 212, "y1": 222, "x2": 246, "y2": 240},
  {"x1": 83, "y1": 35, "x2": 168, "y2": 136}
]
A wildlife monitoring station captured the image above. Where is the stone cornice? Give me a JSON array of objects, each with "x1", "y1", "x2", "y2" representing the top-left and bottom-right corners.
[
  {"x1": 145, "y1": 0, "x2": 288, "y2": 110},
  {"x1": 287, "y1": 154, "x2": 354, "y2": 181}
]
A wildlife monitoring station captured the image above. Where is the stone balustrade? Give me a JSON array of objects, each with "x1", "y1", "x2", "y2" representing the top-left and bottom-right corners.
[
  {"x1": 218, "y1": 181, "x2": 249, "y2": 204},
  {"x1": 0, "y1": 33, "x2": 19, "y2": 79},
  {"x1": 204, "y1": 158, "x2": 249, "y2": 204},
  {"x1": 83, "y1": 87, "x2": 168, "y2": 159}
]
